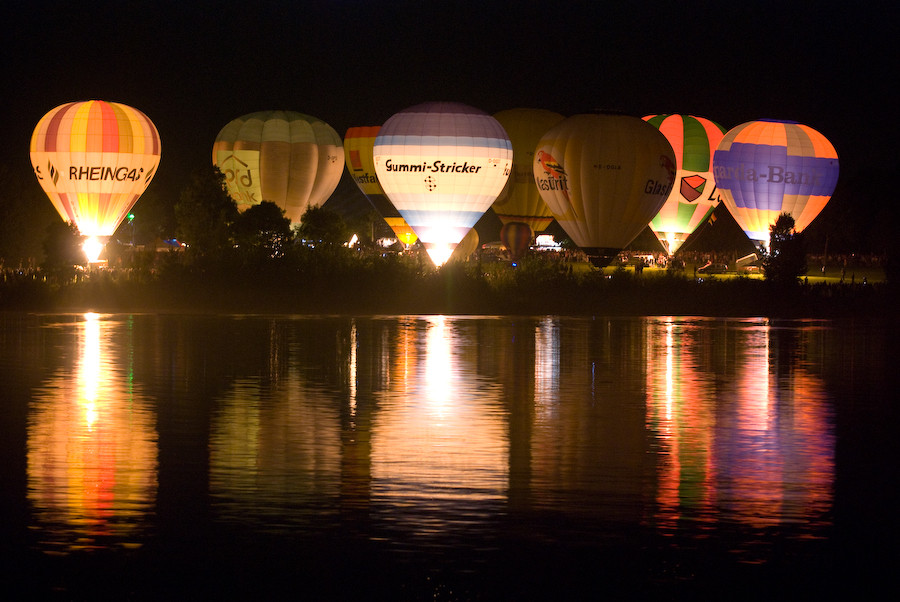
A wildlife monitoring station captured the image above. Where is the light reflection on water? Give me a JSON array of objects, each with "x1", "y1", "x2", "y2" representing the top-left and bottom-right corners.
[
  {"x1": 5, "y1": 313, "x2": 861, "y2": 593},
  {"x1": 25, "y1": 313, "x2": 157, "y2": 553},
  {"x1": 644, "y1": 317, "x2": 834, "y2": 546}
]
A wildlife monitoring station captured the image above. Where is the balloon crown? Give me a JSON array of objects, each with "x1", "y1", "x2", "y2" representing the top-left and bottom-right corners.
[{"x1": 756, "y1": 118, "x2": 800, "y2": 124}]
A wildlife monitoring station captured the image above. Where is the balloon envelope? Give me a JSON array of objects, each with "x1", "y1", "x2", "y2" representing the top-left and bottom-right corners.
[
  {"x1": 373, "y1": 102, "x2": 512, "y2": 266},
  {"x1": 30, "y1": 100, "x2": 161, "y2": 239},
  {"x1": 533, "y1": 113, "x2": 676, "y2": 267},
  {"x1": 491, "y1": 108, "x2": 565, "y2": 233},
  {"x1": 447, "y1": 228, "x2": 479, "y2": 263},
  {"x1": 344, "y1": 126, "x2": 417, "y2": 245},
  {"x1": 213, "y1": 111, "x2": 344, "y2": 224},
  {"x1": 713, "y1": 119, "x2": 839, "y2": 244},
  {"x1": 643, "y1": 114, "x2": 726, "y2": 254},
  {"x1": 500, "y1": 221, "x2": 533, "y2": 261}
]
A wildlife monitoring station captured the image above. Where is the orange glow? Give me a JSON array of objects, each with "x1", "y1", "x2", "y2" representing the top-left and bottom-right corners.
[
  {"x1": 370, "y1": 317, "x2": 508, "y2": 531},
  {"x1": 26, "y1": 314, "x2": 157, "y2": 552},
  {"x1": 645, "y1": 318, "x2": 834, "y2": 532},
  {"x1": 425, "y1": 242, "x2": 454, "y2": 267},
  {"x1": 82, "y1": 236, "x2": 104, "y2": 263}
]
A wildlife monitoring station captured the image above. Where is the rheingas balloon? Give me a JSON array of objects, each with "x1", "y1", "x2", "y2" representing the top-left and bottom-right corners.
[
  {"x1": 30, "y1": 100, "x2": 161, "y2": 261},
  {"x1": 533, "y1": 113, "x2": 676, "y2": 267},
  {"x1": 213, "y1": 111, "x2": 344, "y2": 224},
  {"x1": 491, "y1": 108, "x2": 565, "y2": 233},
  {"x1": 642, "y1": 114, "x2": 727, "y2": 254},
  {"x1": 344, "y1": 126, "x2": 417, "y2": 246},
  {"x1": 373, "y1": 102, "x2": 512, "y2": 267},
  {"x1": 713, "y1": 119, "x2": 839, "y2": 246}
]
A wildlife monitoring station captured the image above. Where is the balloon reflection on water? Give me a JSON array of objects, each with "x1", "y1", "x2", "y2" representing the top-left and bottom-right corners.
[
  {"x1": 26, "y1": 313, "x2": 157, "y2": 552},
  {"x1": 370, "y1": 317, "x2": 509, "y2": 534},
  {"x1": 645, "y1": 318, "x2": 834, "y2": 537}
]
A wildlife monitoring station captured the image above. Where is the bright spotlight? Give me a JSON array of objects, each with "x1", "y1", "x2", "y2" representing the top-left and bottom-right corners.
[
  {"x1": 82, "y1": 236, "x2": 104, "y2": 263},
  {"x1": 426, "y1": 243, "x2": 454, "y2": 267}
]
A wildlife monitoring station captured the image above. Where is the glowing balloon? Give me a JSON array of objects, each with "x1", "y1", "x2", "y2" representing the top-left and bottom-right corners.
[
  {"x1": 212, "y1": 111, "x2": 344, "y2": 224},
  {"x1": 713, "y1": 119, "x2": 839, "y2": 245},
  {"x1": 491, "y1": 108, "x2": 565, "y2": 233},
  {"x1": 533, "y1": 113, "x2": 676, "y2": 267},
  {"x1": 500, "y1": 222, "x2": 533, "y2": 262},
  {"x1": 30, "y1": 100, "x2": 161, "y2": 260},
  {"x1": 643, "y1": 114, "x2": 727, "y2": 254},
  {"x1": 343, "y1": 126, "x2": 417, "y2": 245},
  {"x1": 373, "y1": 102, "x2": 512, "y2": 266},
  {"x1": 447, "y1": 228, "x2": 479, "y2": 263}
]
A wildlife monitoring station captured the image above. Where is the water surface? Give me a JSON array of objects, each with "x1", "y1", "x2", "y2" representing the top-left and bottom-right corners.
[{"x1": 0, "y1": 313, "x2": 895, "y2": 599}]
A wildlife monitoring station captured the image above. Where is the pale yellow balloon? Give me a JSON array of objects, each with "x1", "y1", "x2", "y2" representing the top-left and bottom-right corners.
[
  {"x1": 213, "y1": 111, "x2": 344, "y2": 224},
  {"x1": 533, "y1": 113, "x2": 676, "y2": 266}
]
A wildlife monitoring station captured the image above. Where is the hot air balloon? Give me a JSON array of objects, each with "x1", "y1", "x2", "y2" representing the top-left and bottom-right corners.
[
  {"x1": 343, "y1": 126, "x2": 417, "y2": 246},
  {"x1": 713, "y1": 119, "x2": 839, "y2": 246},
  {"x1": 500, "y1": 221, "x2": 533, "y2": 262},
  {"x1": 373, "y1": 102, "x2": 512, "y2": 266},
  {"x1": 643, "y1": 114, "x2": 727, "y2": 254},
  {"x1": 212, "y1": 111, "x2": 344, "y2": 224},
  {"x1": 533, "y1": 113, "x2": 676, "y2": 267},
  {"x1": 491, "y1": 108, "x2": 565, "y2": 233},
  {"x1": 447, "y1": 228, "x2": 479, "y2": 263},
  {"x1": 30, "y1": 100, "x2": 161, "y2": 262}
]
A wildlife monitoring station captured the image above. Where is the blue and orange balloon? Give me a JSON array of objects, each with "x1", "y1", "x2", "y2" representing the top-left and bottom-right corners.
[{"x1": 713, "y1": 119, "x2": 839, "y2": 245}]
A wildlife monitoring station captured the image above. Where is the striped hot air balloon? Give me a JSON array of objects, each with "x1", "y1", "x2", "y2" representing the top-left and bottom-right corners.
[
  {"x1": 30, "y1": 100, "x2": 161, "y2": 260},
  {"x1": 373, "y1": 102, "x2": 512, "y2": 266},
  {"x1": 643, "y1": 114, "x2": 727, "y2": 254},
  {"x1": 713, "y1": 119, "x2": 839, "y2": 245},
  {"x1": 500, "y1": 221, "x2": 533, "y2": 262},
  {"x1": 212, "y1": 111, "x2": 344, "y2": 224},
  {"x1": 344, "y1": 126, "x2": 417, "y2": 246}
]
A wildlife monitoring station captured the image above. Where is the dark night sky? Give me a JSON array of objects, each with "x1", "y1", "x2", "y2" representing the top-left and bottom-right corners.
[{"x1": 2, "y1": 0, "x2": 894, "y2": 205}]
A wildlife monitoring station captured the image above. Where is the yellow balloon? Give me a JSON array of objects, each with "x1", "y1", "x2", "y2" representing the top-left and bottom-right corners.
[
  {"x1": 344, "y1": 126, "x2": 417, "y2": 245},
  {"x1": 213, "y1": 111, "x2": 344, "y2": 224},
  {"x1": 447, "y1": 228, "x2": 479, "y2": 264},
  {"x1": 491, "y1": 108, "x2": 564, "y2": 233},
  {"x1": 533, "y1": 113, "x2": 676, "y2": 267}
]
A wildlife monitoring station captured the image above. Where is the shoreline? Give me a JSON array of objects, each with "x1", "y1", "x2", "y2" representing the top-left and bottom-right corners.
[{"x1": 2, "y1": 267, "x2": 894, "y2": 320}]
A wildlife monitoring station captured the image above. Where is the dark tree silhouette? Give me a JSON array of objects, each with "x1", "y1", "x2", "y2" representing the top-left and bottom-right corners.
[
  {"x1": 764, "y1": 213, "x2": 807, "y2": 285},
  {"x1": 41, "y1": 220, "x2": 83, "y2": 282},
  {"x1": 115, "y1": 189, "x2": 177, "y2": 247},
  {"x1": 296, "y1": 205, "x2": 348, "y2": 246},
  {"x1": 0, "y1": 163, "x2": 59, "y2": 266},
  {"x1": 174, "y1": 166, "x2": 238, "y2": 260},
  {"x1": 234, "y1": 200, "x2": 292, "y2": 258}
]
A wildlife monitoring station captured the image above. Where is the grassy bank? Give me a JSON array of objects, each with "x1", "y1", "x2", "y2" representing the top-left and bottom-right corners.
[{"x1": 2, "y1": 253, "x2": 894, "y2": 319}]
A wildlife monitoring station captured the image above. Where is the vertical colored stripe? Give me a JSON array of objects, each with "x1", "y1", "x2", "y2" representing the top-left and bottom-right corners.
[
  {"x1": 70, "y1": 102, "x2": 92, "y2": 152},
  {"x1": 97, "y1": 101, "x2": 120, "y2": 153},
  {"x1": 657, "y1": 116, "x2": 686, "y2": 170},
  {"x1": 41, "y1": 102, "x2": 78, "y2": 152},
  {"x1": 797, "y1": 124, "x2": 837, "y2": 158}
]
